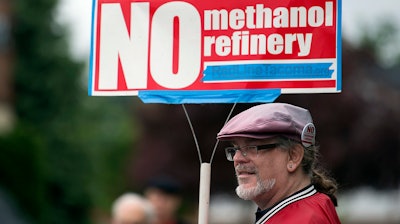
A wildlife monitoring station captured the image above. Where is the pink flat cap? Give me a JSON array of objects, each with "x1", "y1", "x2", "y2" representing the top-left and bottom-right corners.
[{"x1": 217, "y1": 103, "x2": 316, "y2": 147}]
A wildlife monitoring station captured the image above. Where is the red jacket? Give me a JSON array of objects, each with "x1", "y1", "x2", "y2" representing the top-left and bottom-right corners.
[{"x1": 255, "y1": 185, "x2": 341, "y2": 224}]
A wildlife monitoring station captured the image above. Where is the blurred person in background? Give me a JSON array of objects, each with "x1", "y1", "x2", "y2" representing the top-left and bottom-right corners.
[
  {"x1": 111, "y1": 192, "x2": 155, "y2": 224},
  {"x1": 144, "y1": 176, "x2": 189, "y2": 224},
  {"x1": 217, "y1": 103, "x2": 341, "y2": 224}
]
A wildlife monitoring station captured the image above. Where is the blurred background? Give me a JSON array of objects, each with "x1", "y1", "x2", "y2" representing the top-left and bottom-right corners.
[{"x1": 0, "y1": 0, "x2": 399, "y2": 223}]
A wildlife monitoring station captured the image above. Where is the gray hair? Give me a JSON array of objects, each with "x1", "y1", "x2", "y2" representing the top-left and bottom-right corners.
[{"x1": 112, "y1": 193, "x2": 155, "y2": 224}]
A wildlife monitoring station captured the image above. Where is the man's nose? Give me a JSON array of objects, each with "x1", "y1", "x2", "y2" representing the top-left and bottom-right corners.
[{"x1": 233, "y1": 149, "x2": 248, "y2": 162}]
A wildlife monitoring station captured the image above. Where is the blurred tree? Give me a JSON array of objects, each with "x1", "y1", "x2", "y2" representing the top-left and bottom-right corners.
[
  {"x1": 0, "y1": 0, "x2": 136, "y2": 223},
  {"x1": 358, "y1": 20, "x2": 400, "y2": 67}
]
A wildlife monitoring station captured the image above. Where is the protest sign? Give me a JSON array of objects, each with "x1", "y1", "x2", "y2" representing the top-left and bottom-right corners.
[{"x1": 89, "y1": 0, "x2": 341, "y2": 103}]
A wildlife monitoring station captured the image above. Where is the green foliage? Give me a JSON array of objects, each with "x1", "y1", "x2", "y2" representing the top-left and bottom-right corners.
[
  {"x1": 0, "y1": 124, "x2": 47, "y2": 222},
  {"x1": 76, "y1": 97, "x2": 137, "y2": 211},
  {"x1": 0, "y1": 0, "x2": 137, "y2": 223}
]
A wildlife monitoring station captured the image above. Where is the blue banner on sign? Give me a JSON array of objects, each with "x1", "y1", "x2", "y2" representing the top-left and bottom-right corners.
[
  {"x1": 138, "y1": 89, "x2": 281, "y2": 104},
  {"x1": 203, "y1": 63, "x2": 334, "y2": 82}
]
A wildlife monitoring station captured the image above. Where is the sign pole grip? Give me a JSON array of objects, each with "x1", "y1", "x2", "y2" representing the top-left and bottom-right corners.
[{"x1": 198, "y1": 162, "x2": 211, "y2": 224}]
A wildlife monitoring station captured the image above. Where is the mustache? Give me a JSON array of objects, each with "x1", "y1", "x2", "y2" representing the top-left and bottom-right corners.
[{"x1": 235, "y1": 164, "x2": 257, "y2": 174}]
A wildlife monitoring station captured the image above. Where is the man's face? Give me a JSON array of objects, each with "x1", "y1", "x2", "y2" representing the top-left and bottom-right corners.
[
  {"x1": 231, "y1": 137, "x2": 288, "y2": 200},
  {"x1": 145, "y1": 188, "x2": 180, "y2": 221}
]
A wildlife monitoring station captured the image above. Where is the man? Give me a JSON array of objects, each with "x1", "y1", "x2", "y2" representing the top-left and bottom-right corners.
[
  {"x1": 111, "y1": 193, "x2": 155, "y2": 224},
  {"x1": 217, "y1": 103, "x2": 341, "y2": 224}
]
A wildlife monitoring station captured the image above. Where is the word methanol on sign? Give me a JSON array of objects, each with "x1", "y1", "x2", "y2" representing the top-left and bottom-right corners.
[{"x1": 203, "y1": 2, "x2": 333, "y2": 57}]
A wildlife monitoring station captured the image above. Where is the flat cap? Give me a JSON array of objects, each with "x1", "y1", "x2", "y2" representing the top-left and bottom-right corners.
[{"x1": 217, "y1": 103, "x2": 316, "y2": 147}]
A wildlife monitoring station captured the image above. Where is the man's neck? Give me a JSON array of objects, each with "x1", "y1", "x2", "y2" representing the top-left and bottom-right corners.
[{"x1": 254, "y1": 175, "x2": 311, "y2": 210}]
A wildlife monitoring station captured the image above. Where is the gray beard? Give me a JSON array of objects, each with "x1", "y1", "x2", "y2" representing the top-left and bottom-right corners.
[{"x1": 235, "y1": 173, "x2": 276, "y2": 200}]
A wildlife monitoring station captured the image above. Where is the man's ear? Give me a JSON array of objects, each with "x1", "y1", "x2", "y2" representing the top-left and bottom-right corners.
[{"x1": 287, "y1": 144, "x2": 304, "y2": 172}]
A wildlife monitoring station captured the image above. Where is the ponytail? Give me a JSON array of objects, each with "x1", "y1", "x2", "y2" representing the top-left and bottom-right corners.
[
  {"x1": 304, "y1": 145, "x2": 338, "y2": 206},
  {"x1": 311, "y1": 164, "x2": 338, "y2": 206}
]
